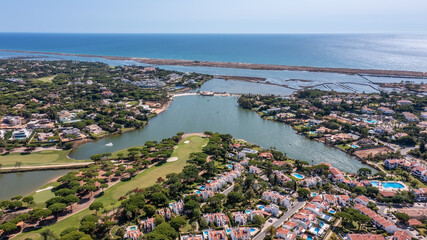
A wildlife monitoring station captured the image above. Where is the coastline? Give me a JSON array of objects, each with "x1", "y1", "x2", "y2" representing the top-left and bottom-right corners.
[{"x1": 2, "y1": 49, "x2": 427, "y2": 78}]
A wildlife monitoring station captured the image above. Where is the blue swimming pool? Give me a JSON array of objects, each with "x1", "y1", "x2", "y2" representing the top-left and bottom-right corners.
[
  {"x1": 258, "y1": 205, "x2": 265, "y2": 210},
  {"x1": 307, "y1": 235, "x2": 313, "y2": 240},
  {"x1": 196, "y1": 191, "x2": 201, "y2": 194},
  {"x1": 383, "y1": 182, "x2": 405, "y2": 189},
  {"x1": 250, "y1": 228, "x2": 256, "y2": 233},
  {"x1": 350, "y1": 144, "x2": 359, "y2": 148},
  {"x1": 320, "y1": 222, "x2": 324, "y2": 227},
  {"x1": 328, "y1": 209, "x2": 336, "y2": 214},
  {"x1": 371, "y1": 181, "x2": 405, "y2": 189},
  {"x1": 199, "y1": 186, "x2": 205, "y2": 190},
  {"x1": 314, "y1": 228, "x2": 320, "y2": 234},
  {"x1": 365, "y1": 119, "x2": 377, "y2": 124},
  {"x1": 245, "y1": 210, "x2": 251, "y2": 214},
  {"x1": 292, "y1": 173, "x2": 305, "y2": 179}
]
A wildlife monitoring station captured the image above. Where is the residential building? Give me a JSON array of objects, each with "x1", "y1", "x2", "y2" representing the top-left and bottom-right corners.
[
  {"x1": 391, "y1": 231, "x2": 412, "y2": 240},
  {"x1": 402, "y1": 112, "x2": 419, "y2": 122},
  {"x1": 124, "y1": 226, "x2": 143, "y2": 240},
  {"x1": 169, "y1": 200, "x2": 184, "y2": 215},
  {"x1": 202, "y1": 213, "x2": 228, "y2": 227},
  {"x1": 11, "y1": 128, "x2": 32, "y2": 140},
  {"x1": 181, "y1": 235, "x2": 203, "y2": 240},
  {"x1": 337, "y1": 195, "x2": 351, "y2": 206},
  {"x1": 84, "y1": 124, "x2": 104, "y2": 134},
  {"x1": 232, "y1": 212, "x2": 248, "y2": 226},
  {"x1": 140, "y1": 218, "x2": 155, "y2": 232},
  {"x1": 345, "y1": 233, "x2": 385, "y2": 240},
  {"x1": 354, "y1": 195, "x2": 371, "y2": 206},
  {"x1": 354, "y1": 204, "x2": 398, "y2": 233},
  {"x1": 275, "y1": 227, "x2": 296, "y2": 240},
  {"x1": 264, "y1": 204, "x2": 280, "y2": 217},
  {"x1": 203, "y1": 230, "x2": 226, "y2": 240},
  {"x1": 230, "y1": 227, "x2": 251, "y2": 240}
]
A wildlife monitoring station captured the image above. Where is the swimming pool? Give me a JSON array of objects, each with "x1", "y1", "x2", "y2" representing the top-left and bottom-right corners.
[
  {"x1": 258, "y1": 205, "x2": 265, "y2": 210},
  {"x1": 350, "y1": 144, "x2": 359, "y2": 148},
  {"x1": 196, "y1": 191, "x2": 201, "y2": 194},
  {"x1": 371, "y1": 181, "x2": 405, "y2": 189},
  {"x1": 199, "y1": 186, "x2": 205, "y2": 190},
  {"x1": 250, "y1": 228, "x2": 256, "y2": 233},
  {"x1": 245, "y1": 210, "x2": 251, "y2": 214},
  {"x1": 307, "y1": 235, "x2": 313, "y2": 240},
  {"x1": 292, "y1": 173, "x2": 305, "y2": 179},
  {"x1": 328, "y1": 209, "x2": 336, "y2": 214},
  {"x1": 365, "y1": 119, "x2": 377, "y2": 124}
]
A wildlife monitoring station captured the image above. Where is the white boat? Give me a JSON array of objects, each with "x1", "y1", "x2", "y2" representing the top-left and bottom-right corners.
[{"x1": 105, "y1": 142, "x2": 113, "y2": 147}]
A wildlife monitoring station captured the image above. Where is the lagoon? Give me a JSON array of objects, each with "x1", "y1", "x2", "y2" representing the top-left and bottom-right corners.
[
  {"x1": 0, "y1": 170, "x2": 70, "y2": 200},
  {"x1": 69, "y1": 95, "x2": 371, "y2": 174}
]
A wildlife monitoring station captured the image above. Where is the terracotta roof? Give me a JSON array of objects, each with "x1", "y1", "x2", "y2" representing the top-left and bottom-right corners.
[
  {"x1": 392, "y1": 230, "x2": 412, "y2": 240},
  {"x1": 347, "y1": 233, "x2": 385, "y2": 240},
  {"x1": 380, "y1": 191, "x2": 396, "y2": 197},
  {"x1": 408, "y1": 218, "x2": 422, "y2": 226}
]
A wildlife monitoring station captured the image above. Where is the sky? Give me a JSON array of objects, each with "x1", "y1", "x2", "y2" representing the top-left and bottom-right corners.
[{"x1": 0, "y1": 0, "x2": 426, "y2": 34}]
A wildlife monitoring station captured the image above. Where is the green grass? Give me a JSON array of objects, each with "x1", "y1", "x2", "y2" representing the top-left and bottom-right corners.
[
  {"x1": 0, "y1": 150, "x2": 91, "y2": 168},
  {"x1": 14, "y1": 135, "x2": 208, "y2": 239},
  {"x1": 33, "y1": 75, "x2": 56, "y2": 83},
  {"x1": 30, "y1": 181, "x2": 62, "y2": 208}
]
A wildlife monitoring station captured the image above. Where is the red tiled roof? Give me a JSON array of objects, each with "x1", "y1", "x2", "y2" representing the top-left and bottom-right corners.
[{"x1": 347, "y1": 233, "x2": 385, "y2": 240}]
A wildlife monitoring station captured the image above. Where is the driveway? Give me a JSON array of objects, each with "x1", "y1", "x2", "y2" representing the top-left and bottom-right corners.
[{"x1": 253, "y1": 200, "x2": 306, "y2": 240}]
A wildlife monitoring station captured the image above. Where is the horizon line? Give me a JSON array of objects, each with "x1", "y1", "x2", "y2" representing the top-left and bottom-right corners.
[{"x1": 0, "y1": 31, "x2": 426, "y2": 35}]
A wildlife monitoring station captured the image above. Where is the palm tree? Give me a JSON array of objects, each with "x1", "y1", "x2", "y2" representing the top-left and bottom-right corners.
[{"x1": 266, "y1": 226, "x2": 277, "y2": 237}]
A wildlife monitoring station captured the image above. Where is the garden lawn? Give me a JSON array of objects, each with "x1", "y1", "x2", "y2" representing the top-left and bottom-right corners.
[
  {"x1": 34, "y1": 75, "x2": 56, "y2": 83},
  {"x1": 14, "y1": 135, "x2": 208, "y2": 239},
  {"x1": 0, "y1": 150, "x2": 90, "y2": 168}
]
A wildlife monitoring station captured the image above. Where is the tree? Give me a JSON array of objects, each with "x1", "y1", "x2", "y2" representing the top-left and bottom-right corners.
[
  {"x1": 297, "y1": 188, "x2": 310, "y2": 199},
  {"x1": 41, "y1": 229, "x2": 57, "y2": 240},
  {"x1": 357, "y1": 168, "x2": 372, "y2": 177},
  {"x1": 151, "y1": 192, "x2": 168, "y2": 207},
  {"x1": 144, "y1": 204, "x2": 156, "y2": 217},
  {"x1": 22, "y1": 196, "x2": 34, "y2": 206},
  {"x1": 0, "y1": 222, "x2": 17, "y2": 233},
  {"x1": 266, "y1": 226, "x2": 277, "y2": 237},
  {"x1": 60, "y1": 230, "x2": 92, "y2": 240},
  {"x1": 15, "y1": 161, "x2": 22, "y2": 169},
  {"x1": 227, "y1": 191, "x2": 244, "y2": 205},
  {"x1": 252, "y1": 215, "x2": 265, "y2": 226},
  {"x1": 89, "y1": 202, "x2": 103, "y2": 215},
  {"x1": 48, "y1": 203, "x2": 67, "y2": 215},
  {"x1": 393, "y1": 212, "x2": 410, "y2": 223},
  {"x1": 170, "y1": 216, "x2": 187, "y2": 231}
]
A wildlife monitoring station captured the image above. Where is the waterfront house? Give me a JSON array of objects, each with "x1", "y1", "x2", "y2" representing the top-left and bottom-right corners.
[
  {"x1": 124, "y1": 226, "x2": 143, "y2": 240},
  {"x1": 230, "y1": 228, "x2": 251, "y2": 240},
  {"x1": 84, "y1": 124, "x2": 104, "y2": 134},
  {"x1": 383, "y1": 159, "x2": 408, "y2": 169},
  {"x1": 329, "y1": 167, "x2": 344, "y2": 182}
]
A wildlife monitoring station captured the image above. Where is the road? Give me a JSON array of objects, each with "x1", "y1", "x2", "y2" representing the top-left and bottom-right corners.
[{"x1": 253, "y1": 200, "x2": 306, "y2": 240}]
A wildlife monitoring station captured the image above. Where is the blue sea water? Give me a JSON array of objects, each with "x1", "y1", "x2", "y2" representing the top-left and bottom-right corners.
[{"x1": 1, "y1": 33, "x2": 427, "y2": 71}]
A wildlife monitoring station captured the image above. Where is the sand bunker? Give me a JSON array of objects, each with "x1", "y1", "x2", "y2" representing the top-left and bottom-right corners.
[
  {"x1": 167, "y1": 157, "x2": 179, "y2": 162},
  {"x1": 184, "y1": 140, "x2": 190, "y2": 144}
]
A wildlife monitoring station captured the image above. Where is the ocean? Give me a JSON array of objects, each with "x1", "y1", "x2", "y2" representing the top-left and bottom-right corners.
[{"x1": 1, "y1": 33, "x2": 427, "y2": 71}]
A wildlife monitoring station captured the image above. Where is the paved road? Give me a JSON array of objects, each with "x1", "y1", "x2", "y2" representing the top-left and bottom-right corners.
[{"x1": 253, "y1": 200, "x2": 306, "y2": 240}]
